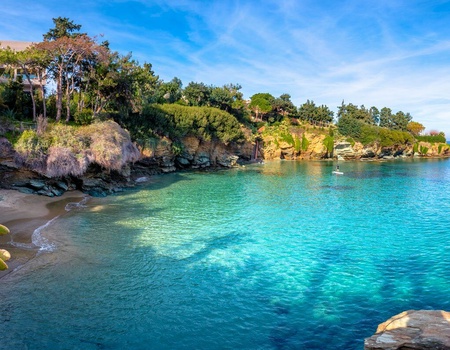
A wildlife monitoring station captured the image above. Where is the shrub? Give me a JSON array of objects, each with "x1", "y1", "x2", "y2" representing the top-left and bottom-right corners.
[
  {"x1": 138, "y1": 104, "x2": 244, "y2": 144},
  {"x1": 279, "y1": 132, "x2": 294, "y2": 146},
  {"x1": 323, "y1": 135, "x2": 334, "y2": 154},
  {"x1": 416, "y1": 134, "x2": 446, "y2": 143},
  {"x1": 301, "y1": 134, "x2": 309, "y2": 151},
  {"x1": 419, "y1": 145, "x2": 429, "y2": 155},
  {"x1": 74, "y1": 108, "x2": 94, "y2": 125},
  {"x1": 294, "y1": 135, "x2": 301, "y2": 153}
]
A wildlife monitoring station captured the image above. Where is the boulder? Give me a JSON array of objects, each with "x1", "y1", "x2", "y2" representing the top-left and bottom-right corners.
[
  {"x1": 0, "y1": 258, "x2": 7, "y2": 271},
  {"x1": 0, "y1": 249, "x2": 11, "y2": 261},
  {"x1": 364, "y1": 310, "x2": 450, "y2": 350},
  {"x1": 334, "y1": 141, "x2": 358, "y2": 159},
  {"x1": 28, "y1": 179, "x2": 46, "y2": 189},
  {"x1": 0, "y1": 224, "x2": 10, "y2": 235}
]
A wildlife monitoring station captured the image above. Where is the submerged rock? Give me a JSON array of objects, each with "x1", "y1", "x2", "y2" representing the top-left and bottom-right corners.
[{"x1": 364, "y1": 310, "x2": 450, "y2": 350}]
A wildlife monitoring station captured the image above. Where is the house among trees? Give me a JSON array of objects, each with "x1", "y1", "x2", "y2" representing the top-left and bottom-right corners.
[{"x1": 0, "y1": 40, "x2": 42, "y2": 92}]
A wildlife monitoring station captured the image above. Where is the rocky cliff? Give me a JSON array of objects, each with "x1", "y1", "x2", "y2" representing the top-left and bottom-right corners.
[
  {"x1": 0, "y1": 132, "x2": 254, "y2": 197},
  {"x1": 364, "y1": 310, "x2": 450, "y2": 350},
  {"x1": 261, "y1": 132, "x2": 449, "y2": 161}
]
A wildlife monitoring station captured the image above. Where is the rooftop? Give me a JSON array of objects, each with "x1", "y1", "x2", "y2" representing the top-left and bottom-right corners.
[{"x1": 0, "y1": 40, "x2": 34, "y2": 51}]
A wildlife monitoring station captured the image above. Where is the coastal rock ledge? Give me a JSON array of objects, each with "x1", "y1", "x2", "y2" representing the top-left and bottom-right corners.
[{"x1": 364, "y1": 310, "x2": 450, "y2": 350}]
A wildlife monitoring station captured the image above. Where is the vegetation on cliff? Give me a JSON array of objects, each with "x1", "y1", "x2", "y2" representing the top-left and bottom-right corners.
[{"x1": 14, "y1": 120, "x2": 139, "y2": 177}]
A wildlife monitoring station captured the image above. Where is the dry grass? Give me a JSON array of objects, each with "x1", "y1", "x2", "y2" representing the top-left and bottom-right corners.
[{"x1": 14, "y1": 120, "x2": 140, "y2": 177}]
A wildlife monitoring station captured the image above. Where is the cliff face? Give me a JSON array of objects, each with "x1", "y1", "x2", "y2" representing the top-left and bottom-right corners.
[
  {"x1": 364, "y1": 310, "x2": 450, "y2": 350},
  {"x1": 0, "y1": 131, "x2": 255, "y2": 197},
  {"x1": 146, "y1": 135, "x2": 254, "y2": 173},
  {"x1": 261, "y1": 132, "x2": 449, "y2": 161}
]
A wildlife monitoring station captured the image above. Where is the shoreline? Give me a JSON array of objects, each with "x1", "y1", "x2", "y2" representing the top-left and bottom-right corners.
[{"x1": 0, "y1": 189, "x2": 88, "y2": 279}]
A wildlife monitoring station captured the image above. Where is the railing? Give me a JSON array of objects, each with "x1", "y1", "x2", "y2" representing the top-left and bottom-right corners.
[
  {"x1": 19, "y1": 122, "x2": 36, "y2": 131},
  {"x1": 299, "y1": 117, "x2": 334, "y2": 128}
]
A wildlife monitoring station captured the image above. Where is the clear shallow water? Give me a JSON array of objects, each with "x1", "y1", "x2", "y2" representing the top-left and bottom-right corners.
[{"x1": 1, "y1": 159, "x2": 450, "y2": 349}]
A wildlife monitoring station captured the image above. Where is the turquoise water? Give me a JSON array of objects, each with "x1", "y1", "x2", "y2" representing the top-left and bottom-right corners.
[{"x1": 1, "y1": 159, "x2": 450, "y2": 349}]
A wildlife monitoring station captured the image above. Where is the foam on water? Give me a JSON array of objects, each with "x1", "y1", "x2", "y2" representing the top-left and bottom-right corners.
[{"x1": 31, "y1": 216, "x2": 59, "y2": 253}]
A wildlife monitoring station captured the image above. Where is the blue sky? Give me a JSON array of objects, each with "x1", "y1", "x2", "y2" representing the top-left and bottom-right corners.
[{"x1": 2, "y1": 0, "x2": 450, "y2": 136}]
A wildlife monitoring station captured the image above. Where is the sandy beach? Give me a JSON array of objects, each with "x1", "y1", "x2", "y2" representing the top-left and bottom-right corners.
[{"x1": 0, "y1": 189, "x2": 88, "y2": 278}]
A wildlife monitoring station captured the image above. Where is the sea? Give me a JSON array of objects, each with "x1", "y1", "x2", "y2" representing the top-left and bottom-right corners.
[{"x1": 1, "y1": 159, "x2": 450, "y2": 350}]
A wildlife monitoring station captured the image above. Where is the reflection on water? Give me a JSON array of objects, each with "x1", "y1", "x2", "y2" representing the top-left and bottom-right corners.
[{"x1": 1, "y1": 159, "x2": 450, "y2": 350}]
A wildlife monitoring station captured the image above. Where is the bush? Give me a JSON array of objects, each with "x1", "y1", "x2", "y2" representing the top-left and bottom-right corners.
[
  {"x1": 323, "y1": 135, "x2": 334, "y2": 154},
  {"x1": 301, "y1": 134, "x2": 309, "y2": 151},
  {"x1": 294, "y1": 135, "x2": 301, "y2": 153},
  {"x1": 416, "y1": 134, "x2": 446, "y2": 143},
  {"x1": 419, "y1": 145, "x2": 429, "y2": 155},
  {"x1": 137, "y1": 104, "x2": 244, "y2": 144},
  {"x1": 74, "y1": 108, "x2": 94, "y2": 125}
]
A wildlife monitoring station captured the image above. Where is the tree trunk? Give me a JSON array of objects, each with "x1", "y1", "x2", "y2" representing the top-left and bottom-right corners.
[
  {"x1": 65, "y1": 81, "x2": 71, "y2": 122},
  {"x1": 38, "y1": 72, "x2": 47, "y2": 120},
  {"x1": 56, "y1": 72, "x2": 63, "y2": 122}
]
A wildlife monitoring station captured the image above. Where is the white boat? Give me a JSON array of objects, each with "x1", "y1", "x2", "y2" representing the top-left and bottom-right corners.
[{"x1": 332, "y1": 170, "x2": 344, "y2": 175}]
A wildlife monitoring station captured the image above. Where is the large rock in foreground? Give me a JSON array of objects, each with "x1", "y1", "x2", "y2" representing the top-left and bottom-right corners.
[{"x1": 364, "y1": 310, "x2": 450, "y2": 350}]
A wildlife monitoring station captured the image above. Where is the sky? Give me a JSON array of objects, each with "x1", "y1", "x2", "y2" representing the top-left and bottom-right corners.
[{"x1": 1, "y1": 0, "x2": 450, "y2": 136}]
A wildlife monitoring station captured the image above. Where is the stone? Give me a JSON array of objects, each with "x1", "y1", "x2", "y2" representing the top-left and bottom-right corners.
[
  {"x1": 364, "y1": 310, "x2": 450, "y2": 350},
  {"x1": 15, "y1": 186, "x2": 36, "y2": 195},
  {"x1": 176, "y1": 156, "x2": 191, "y2": 166},
  {"x1": 0, "y1": 258, "x2": 7, "y2": 271},
  {"x1": 0, "y1": 249, "x2": 11, "y2": 261},
  {"x1": 28, "y1": 179, "x2": 46, "y2": 189},
  {"x1": 161, "y1": 166, "x2": 176, "y2": 173},
  {"x1": 55, "y1": 181, "x2": 69, "y2": 191},
  {"x1": 0, "y1": 224, "x2": 10, "y2": 235},
  {"x1": 334, "y1": 141, "x2": 357, "y2": 159},
  {"x1": 134, "y1": 176, "x2": 148, "y2": 183}
]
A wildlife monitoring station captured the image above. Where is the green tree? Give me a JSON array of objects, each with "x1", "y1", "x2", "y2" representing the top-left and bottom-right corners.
[
  {"x1": 370, "y1": 106, "x2": 380, "y2": 125},
  {"x1": 298, "y1": 100, "x2": 317, "y2": 121},
  {"x1": 43, "y1": 17, "x2": 84, "y2": 41},
  {"x1": 249, "y1": 93, "x2": 274, "y2": 121},
  {"x1": 209, "y1": 83, "x2": 243, "y2": 113},
  {"x1": 183, "y1": 82, "x2": 211, "y2": 106},
  {"x1": 298, "y1": 100, "x2": 333, "y2": 123},
  {"x1": 379, "y1": 107, "x2": 392, "y2": 128},
  {"x1": 273, "y1": 93, "x2": 296, "y2": 118},
  {"x1": 0, "y1": 45, "x2": 50, "y2": 120},
  {"x1": 156, "y1": 77, "x2": 183, "y2": 103}
]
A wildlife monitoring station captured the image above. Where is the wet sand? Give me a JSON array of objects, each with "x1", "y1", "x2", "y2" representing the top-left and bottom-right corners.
[{"x1": 0, "y1": 189, "x2": 88, "y2": 278}]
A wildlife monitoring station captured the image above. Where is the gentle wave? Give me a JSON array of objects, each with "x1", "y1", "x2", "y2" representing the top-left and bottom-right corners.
[
  {"x1": 65, "y1": 196, "x2": 89, "y2": 211},
  {"x1": 32, "y1": 216, "x2": 59, "y2": 253},
  {"x1": 11, "y1": 196, "x2": 89, "y2": 253}
]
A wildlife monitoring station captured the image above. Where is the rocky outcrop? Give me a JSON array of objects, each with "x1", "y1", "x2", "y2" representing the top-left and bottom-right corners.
[
  {"x1": 151, "y1": 135, "x2": 252, "y2": 170},
  {"x1": 0, "y1": 131, "x2": 254, "y2": 197},
  {"x1": 364, "y1": 310, "x2": 450, "y2": 350}
]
